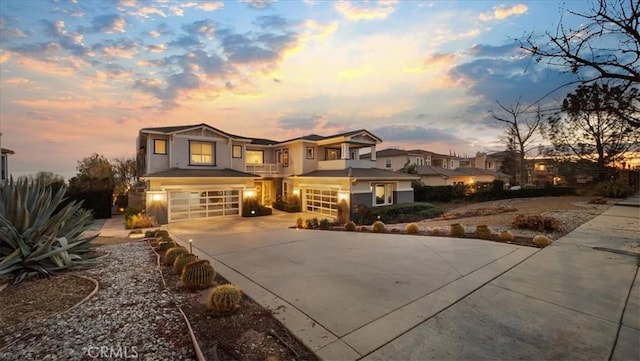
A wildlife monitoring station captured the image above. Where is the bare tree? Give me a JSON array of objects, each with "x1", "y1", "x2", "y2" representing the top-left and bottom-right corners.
[
  {"x1": 521, "y1": 0, "x2": 639, "y2": 93},
  {"x1": 489, "y1": 100, "x2": 544, "y2": 185},
  {"x1": 112, "y1": 157, "x2": 137, "y2": 197}
]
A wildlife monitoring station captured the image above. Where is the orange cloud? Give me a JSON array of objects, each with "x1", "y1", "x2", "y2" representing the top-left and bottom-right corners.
[
  {"x1": 3, "y1": 77, "x2": 32, "y2": 85},
  {"x1": 479, "y1": 4, "x2": 527, "y2": 21}
]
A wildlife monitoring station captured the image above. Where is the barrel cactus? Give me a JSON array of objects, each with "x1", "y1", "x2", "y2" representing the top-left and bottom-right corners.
[
  {"x1": 371, "y1": 220, "x2": 386, "y2": 233},
  {"x1": 430, "y1": 227, "x2": 442, "y2": 236},
  {"x1": 474, "y1": 225, "x2": 492, "y2": 240},
  {"x1": 154, "y1": 230, "x2": 170, "y2": 239},
  {"x1": 157, "y1": 239, "x2": 176, "y2": 251},
  {"x1": 207, "y1": 284, "x2": 242, "y2": 314},
  {"x1": 450, "y1": 223, "x2": 465, "y2": 237},
  {"x1": 498, "y1": 230, "x2": 515, "y2": 242},
  {"x1": 181, "y1": 260, "x2": 216, "y2": 291},
  {"x1": 405, "y1": 223, "x2": 420, "y2": 235},
  {"x1": 164, "y1": 246, "x2": 188, "y2": 266},
  {"x1": 344, "y1": 221, "x2": 357, "y2": 231},
  {"x1": 532, "y1": 235, "x2": 552, "y2": 248},
  {"x1": 173, "y1": 253, "x2": 198, "y2": 273}
]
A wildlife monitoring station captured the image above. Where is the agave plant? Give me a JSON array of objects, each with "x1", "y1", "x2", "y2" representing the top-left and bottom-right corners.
[{"x1": 0, "y1": 177, "x2": 98, "y2": 283}]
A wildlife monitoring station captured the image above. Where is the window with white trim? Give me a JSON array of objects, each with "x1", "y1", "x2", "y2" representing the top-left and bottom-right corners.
[
  {"x1": 373, "y1": 183, "x2": 394, "y2": 206},
  {"x1": 232, "y1": 145, "x2": 242, "y2": 158},
  {"x1": 385, "y1": 159, "x2": 392, "y2": 169},
  {"x1": 246, "y1": 150, "x2": 263, "y2": 164},
  {"x1": 154, "y1": 139, "x2": 167, "y2": 154},
  {"x1": 190, "y1": 141, "x2": 215, "y2": 165}
]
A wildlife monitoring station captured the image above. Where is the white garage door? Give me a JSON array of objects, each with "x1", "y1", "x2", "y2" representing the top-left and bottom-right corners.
[
  {"x1": 169, "y1": 190, "x2": 239, "y2": 222},
  {"x1": 304, "y1": 188, "x2": 338, "y2": 218}
]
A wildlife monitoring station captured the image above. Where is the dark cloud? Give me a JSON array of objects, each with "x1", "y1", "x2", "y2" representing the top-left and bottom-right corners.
[
  {"x1": 78, "y1": 14, "x2": 125, "y2": 34},
  {"x1": 182, "y1": 19, "x2": 216, "y2": 37},
  {"x1": 167, "y1": 35, "x2": 202, "y2": 49},
  {"x1": 91, "y1": 38, "x2": 138, "y2": 58},
  {"x1": 38, "y1": 19, "x2": 86, "y2": 56},
  {"x1": 467, "y1": 42, "x2": 521, "y2": 57},
  {"x1": 242, "y1": 0, "x2": 275, "y2": 10},
  {"x1": 372, "y1": 124, "x2": 462, "y2": 143},
  {"x1": 254, "y1": 15, "x2": 289, "y2": 30},
  {"x1": 451, "y1": 56, "x2": 576, "y2": 109},
  {"x1": 0, "y1": 15, "x2": 29, "y2": 41},
  {"x1": 219, "y1": 29, "x2": 297, "y2": 64},
  {"x1": 278, "y1": 115, "x2": 324, "y2": 129}
]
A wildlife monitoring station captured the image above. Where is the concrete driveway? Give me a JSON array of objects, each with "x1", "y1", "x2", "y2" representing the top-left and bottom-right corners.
[{"x1": 167, "y1": 211, "x2": 538, "y2": 360}]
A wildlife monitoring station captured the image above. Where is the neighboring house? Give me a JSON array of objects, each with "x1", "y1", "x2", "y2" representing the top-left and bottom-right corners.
[
  {"x1": 415, "y1": 165, "x2": 510, "y2": 186},
  {"x1": 137, "y1": 124, "x2": 417, "y2": 224},
  {"x1": 1, "y1": 133, "x2": 14, "y2": 184},
  {"x1": 525, "y1": 157, "x2": 564, "y2": 186},
  {"x1": 459, "y1": 151, "x2": 509, "y2": 172},
  {"x1": 361, "y1": 148, "x2": 460, "y2": 171}
]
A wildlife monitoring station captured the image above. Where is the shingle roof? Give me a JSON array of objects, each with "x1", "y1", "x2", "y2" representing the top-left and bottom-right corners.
[
  {"x1": 298, "y1": 167, "x2": 419, "y2": 179},
  {"x1": 142, "y1": 168, "x2": 258, "y2": 178},
  {"x1": 415, "y1": 165, "x2": 459, "y2": 177}
]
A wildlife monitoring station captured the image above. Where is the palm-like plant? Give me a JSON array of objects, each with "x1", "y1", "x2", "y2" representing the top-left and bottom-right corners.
[{"x1": 0, "y1": 177, "x2": 98, "y2": 283}]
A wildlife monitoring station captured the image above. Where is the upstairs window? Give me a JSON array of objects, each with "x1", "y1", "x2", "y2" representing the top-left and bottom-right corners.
[
  {"x1": 385, "y1": 159, "x2": 392, "y2": 169},
  {"x1": 154, "y1": 139, "x2": 167, "y2": 154},
  {"x1": 190, "y1": 141, "x2": 215, "y2": 165},
  {"x1": 232, "y1": 145, "x2": 243, "y2": 158},
  {"x1": 246, "y1": 150, "x2": 264, "y2": 164},
  {"x1": 306, "y1": 147, "x2": 315, "y2": 159},
  {"x1": 283, "y1": 148, "x2": 289, "y2": 167}
]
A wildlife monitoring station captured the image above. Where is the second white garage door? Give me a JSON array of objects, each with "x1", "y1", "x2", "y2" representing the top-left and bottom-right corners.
[{"x1": 303, "y1": 188, "x2": 338, "y2": 218}]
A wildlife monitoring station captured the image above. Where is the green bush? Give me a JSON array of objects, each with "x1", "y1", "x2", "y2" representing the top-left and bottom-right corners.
[
  {"x1": 272, "y1": 201, "x2": 301, "y2": 212},
  {"x1": 596, "y1": 181, "x2": 633, "y2": 198},
  {"x1": 319, "y1": 218, "x2": 331, "y2": 230},
  {"x1": 305, "y1": 218, "x2": 319, "y2": 229},
  {"x1": 124, "y1": 212, "x2": 156, "y2": 229},
  {"x1": 0, "y1": 177, "x2": 97, "y2": 283},
  {"x1": 414, "y1": 184, "x2": 467, "y2": 202},
  {"x1": 369, "y1": 203, "x2": 443, "y2": 224}
]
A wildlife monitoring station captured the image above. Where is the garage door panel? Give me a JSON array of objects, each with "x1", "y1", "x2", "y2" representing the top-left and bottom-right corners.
[
  {"x1": 304, "y1": 188, "x2": 338, "y2": 218},
  {"x1": 169, "y1": 189, "x2": 239, "y2": 222}
]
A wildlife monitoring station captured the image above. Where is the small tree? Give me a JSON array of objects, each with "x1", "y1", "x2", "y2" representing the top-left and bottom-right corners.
[
  {"x1": 112, "y1": 157, "x2": 137, "y2": 197},
  {"x1": 77, "y1": 153, "x2": 113, "y2": 182},
  {"x1": 548, "y1": 82, "x2": 640, "y2": 181},
  {"x1": 489, "y1": 100, "x2": 544, "y2": 185}
]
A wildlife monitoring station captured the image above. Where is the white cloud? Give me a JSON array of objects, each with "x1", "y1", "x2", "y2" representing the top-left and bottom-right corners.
[
  {"x1": 479, "y1": 4, "x2": 528, "y2": 22},
  {"x1": 334, "y1": 0, "x2": 397, "y2": 21}
]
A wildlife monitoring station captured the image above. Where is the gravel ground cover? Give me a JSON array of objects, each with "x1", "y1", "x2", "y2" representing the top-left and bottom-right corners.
[{"x1": 0, "y1": 241, "x2": 194, "y2": 360}]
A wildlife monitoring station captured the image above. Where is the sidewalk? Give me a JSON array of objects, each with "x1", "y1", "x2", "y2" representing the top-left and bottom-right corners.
[{"x1": 364, "y1": 196, "x2": 640, "y2": 360}]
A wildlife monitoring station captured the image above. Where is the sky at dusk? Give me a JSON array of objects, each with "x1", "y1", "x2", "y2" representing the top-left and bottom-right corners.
[{"x1": 1, "y1": 0, "x2": 593, "y2": 179}]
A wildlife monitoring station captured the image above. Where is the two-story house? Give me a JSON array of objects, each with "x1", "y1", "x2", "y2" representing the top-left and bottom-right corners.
[
  {"x1": 361, "y1": 148, "x2": 461, "y2": 171},
  {"x1": 137, "y1": 124, "x2": 417, "y2": 224}
]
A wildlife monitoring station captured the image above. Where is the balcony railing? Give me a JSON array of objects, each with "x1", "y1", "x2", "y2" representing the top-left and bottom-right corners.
[{"x1": 245, "y1": 163, "x2": 281, "y2": 176}]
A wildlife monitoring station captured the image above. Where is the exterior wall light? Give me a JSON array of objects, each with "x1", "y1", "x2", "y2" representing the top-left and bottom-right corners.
[
  {"x1": 243, "y1": 189, "x2": 257, "y2": 198},
  {"x1": 292, "y1": 188, "x2": 300, "y2": 196}
]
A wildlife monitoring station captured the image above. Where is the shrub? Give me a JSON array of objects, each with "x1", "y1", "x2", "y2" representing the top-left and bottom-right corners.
[
  {"x1": 498, "y1": 230, "x2": 514, "y2": 242},
  {"x1": 405, "y1": 223, "x2": 420, "y2": 234},
  {"x1": 588, "y1": 196, "x2": 608, "y2": 205},
  {"x1": 242, "y1": 199, "x2": 272, "y2": 217},
  {"x1": 155, "y1": 230, "x2": 170, "y2": 239},
  {"x1": 596, "y1": 181, "x2": 633, "y2": 198},
  {"x1": 512, "y1": 214, "x2": 560, "y2": 232},
  {"x1": 305, "y1": 218, "x2": 319, "y2": 229},
  {"x1": 0, "y1": 177, "x2": 97, "y2": 283},
  {"x1": 430, "y1": 228, "x2": 442, "y2": 236},
  {"x1": 450, "y1": 223, "x2": 465, "y2": 237},
  {"x1": 173, "y1": 253, "x2": 198, "y2": 273},
  {"x1": 371, "y1": 221, "x2": 386, "y2": 233},
  {"x1": 296, "y1": 217, "x2": 304, "y2": 229},
  {"x1": 474, "y1": 225, "x2": 493, "y2": 240},
  {"x1": 181, "y1": 260, "x2": 216, "y2": 291},
  {"x1": 353, "y1": 204, "x2": 373, "y2": 225},
  {"x1": 164, "y1": 247, "x2": 189, "y2": 266},
  {"x1": 532, "y1": 234, "x2": 552, "y2": 247},
  {"x1": 369, "y1": 203, "x2": 444, "y2": 224},
  {"x1": 319, "y1": 218, "x2": 331, "y2": 230},
  {"x1": 272, "y1": 201, "x2": 301, "y2": 212},
  {"x1": 344, "y1": 221, "x2": 357, "y2": 231},
  {"x1": 124, "y1": 207, "x2": 142, "y2": 221},
  {"x1": 125, "y1": 212, "x2": 156, "y2": 229},
  {"x1": 207, "y1": 284, "x2": 242, "y2": 314},
  {"x1": 358, "y1": 226, "x2": 368, "y2": 232}
]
